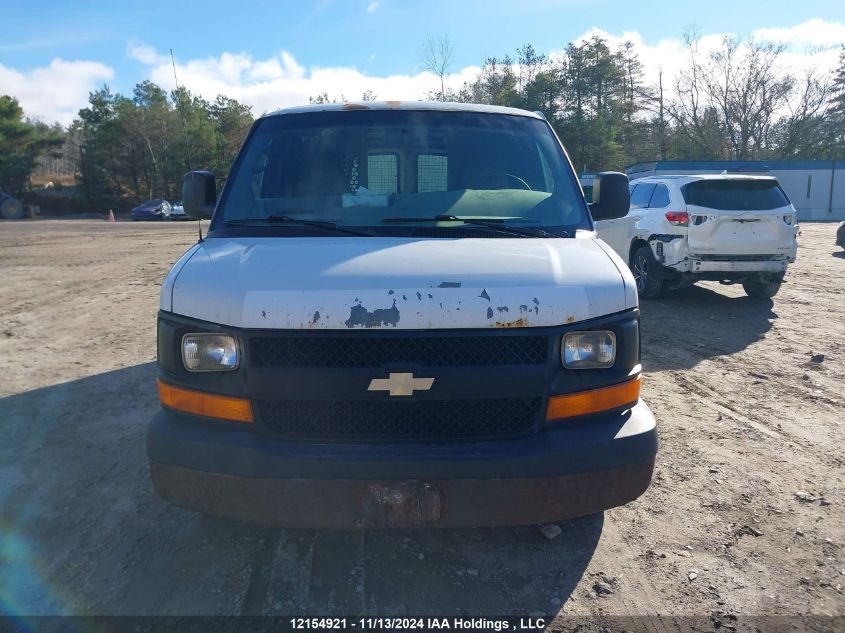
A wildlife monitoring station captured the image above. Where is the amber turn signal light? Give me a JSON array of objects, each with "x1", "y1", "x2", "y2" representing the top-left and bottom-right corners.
[
  {"x1": 546, "y1": 375, "x2": 641, "y2": 420},
  {"x1": 157, "y1": 379, "x2": 254, "y2": 423}
]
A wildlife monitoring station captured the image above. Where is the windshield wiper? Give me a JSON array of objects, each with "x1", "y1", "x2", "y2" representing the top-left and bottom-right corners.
[
  {"x1": 381, "y1": 215, "x2": 552, "y2": 237},
  {"x1": 225, "y1": 215, "x2": 373, "y2": 236}
]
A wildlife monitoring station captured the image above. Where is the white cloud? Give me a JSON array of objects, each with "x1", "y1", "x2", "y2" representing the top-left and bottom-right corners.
[
  {"x1": 367, "y1": 1, "x2": 380, "y2": 13},
  {"x1": 127, "y1": 40, "x2": 169, "y2": 66},
  {"x1": 139, "y1": 44, "x2": 479, "y2": 114},
  {"x1": 0, "y1": 58, "x2": 113, "y2": 125},
  {"x1": 752, "y1": 19, "x2": 845, "y2": 49},
  {"x1": 562, "y1": 20, "x2": 843, "y2": 95}
]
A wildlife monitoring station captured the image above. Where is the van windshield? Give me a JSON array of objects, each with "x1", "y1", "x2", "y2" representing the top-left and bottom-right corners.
[
  {"x1": 212, "y1": 109, "x2": 591, "y2": 236},
  {"x1": 682, "y1": 179, "x2": 790, "y2": 211}
]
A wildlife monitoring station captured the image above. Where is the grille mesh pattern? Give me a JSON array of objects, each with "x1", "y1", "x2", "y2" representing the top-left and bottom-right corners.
[
  {"x1": 257, "y1": 397, "x2": 541, "y2": 440},
  {"x1": 250, "y1": 335, "x2": 548, "y2": 368}
]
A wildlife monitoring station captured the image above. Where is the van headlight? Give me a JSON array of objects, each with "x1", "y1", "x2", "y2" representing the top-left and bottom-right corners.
[
  {"x1": 182, "y1": 333, "x2": 239, "y2": 371},
  {"x1": 562, "y1": 331, "x2": 616, "y2": 368}
]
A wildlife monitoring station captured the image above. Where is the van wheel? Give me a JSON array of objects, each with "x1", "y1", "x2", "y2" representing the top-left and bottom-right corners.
[
  {"x1": 742, "y1": 276, "x2": 782, "y2": 298},
  {"x1": 631, "y1": 246, "x2": 666, "y2": 299}
]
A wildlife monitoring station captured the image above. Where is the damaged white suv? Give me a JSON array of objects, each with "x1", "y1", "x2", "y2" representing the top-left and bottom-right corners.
[{"x1": 596, "y1": 174, "x2": 799, "y2": 298}]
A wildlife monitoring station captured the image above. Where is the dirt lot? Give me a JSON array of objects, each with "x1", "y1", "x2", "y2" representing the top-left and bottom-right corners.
[{"x1": 1, "y1": 220, "x2": 843, "y2": 626}]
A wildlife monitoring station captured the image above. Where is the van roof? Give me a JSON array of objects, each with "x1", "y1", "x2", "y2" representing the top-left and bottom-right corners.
[{"x1": 262, "y1": 101, "x2": 545, "y2": 120}]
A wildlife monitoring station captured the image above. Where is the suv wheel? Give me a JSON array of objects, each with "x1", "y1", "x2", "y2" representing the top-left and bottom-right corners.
[
  {"x1": 631, "y1": 246, "x2": 666, "y2": 299},
  {"x1": 742, "y1": 275, "x2": 782, "y2": 299}
]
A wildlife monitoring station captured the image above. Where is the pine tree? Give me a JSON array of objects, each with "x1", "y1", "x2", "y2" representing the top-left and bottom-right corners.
[
  {"x1": 0, "y1": 96, "x2": 63, "y2": 197},
  {"x1": 829, "y1": 47, "x2": 845, "y2": 155}
]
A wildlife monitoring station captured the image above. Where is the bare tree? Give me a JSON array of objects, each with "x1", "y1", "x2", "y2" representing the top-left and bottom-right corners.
[
  {"x1": 419, "y1": 34, "x2": 456, "y2": 100},
  {"x1": 774, "y1": 67, "x2": 832, "y2": 157},
  {"x1": 667, "y1": 27, "x2": 725, "y2": 158},
  {"x1": 669, "y1": 30, "x2": 800, "y2": 160}
]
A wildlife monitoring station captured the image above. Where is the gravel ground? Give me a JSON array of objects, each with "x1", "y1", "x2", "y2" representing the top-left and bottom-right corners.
[{"x1": 0, "y1": 220, "x2": 842, "y2": 628}]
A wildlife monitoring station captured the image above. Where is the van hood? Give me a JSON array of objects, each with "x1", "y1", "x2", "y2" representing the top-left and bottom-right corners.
[{"x1": 164, "y1": 236, "x2": 636, "y2": 329}]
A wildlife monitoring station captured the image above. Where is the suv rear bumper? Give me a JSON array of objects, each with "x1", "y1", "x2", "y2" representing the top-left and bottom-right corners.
[
  {"x1": 147, "y1": 401, "x2": 658, "y2": 528},
  {"x1": 648, "y1": 239, "x2": 793, "y2": 276},
  {"x1": 689, "y1": 258, "x2": 789, "y2": 273}
]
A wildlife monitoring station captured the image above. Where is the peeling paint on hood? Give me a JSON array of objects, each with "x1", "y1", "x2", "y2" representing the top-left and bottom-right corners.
[{"x1": 166, "y1": 236, "x2": 636, "y2": 329}]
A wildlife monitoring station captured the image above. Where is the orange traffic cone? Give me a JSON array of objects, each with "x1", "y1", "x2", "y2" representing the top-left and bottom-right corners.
[{"x1": 107, "y1": 209, "x2": 115, "y2": 223}]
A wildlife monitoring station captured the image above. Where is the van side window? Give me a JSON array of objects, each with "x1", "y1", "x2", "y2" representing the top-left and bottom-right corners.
[
  {"x1": 648, "y1": 184, "x2": 670, "y2": 209},
  {"x1": 417, "y1": 154, "x2": 448, "y2": 193},
  {"x1": 367, "y1": 154, "x2": 399, "y2": 194},
  {"x1": 630, "y1": 183, "x2": 655, "y2": 209}
]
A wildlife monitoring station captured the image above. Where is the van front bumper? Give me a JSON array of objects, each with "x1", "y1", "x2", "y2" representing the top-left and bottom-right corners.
[{"x1": 146, "y1": 401, "x2": 658, "y2": 528}]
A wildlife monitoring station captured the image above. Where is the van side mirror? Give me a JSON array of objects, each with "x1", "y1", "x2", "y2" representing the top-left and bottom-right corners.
[
  {"x1": 589, "y1": 172, "x2": 630, "y2": 220},
  {"x1": 182, "y1": 171, "x2": 216, "y2": 219}
]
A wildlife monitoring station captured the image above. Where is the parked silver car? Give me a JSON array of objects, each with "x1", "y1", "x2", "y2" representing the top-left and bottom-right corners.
[{"x1": 169, "y1": 201, "x2": 190, "y2": 220}]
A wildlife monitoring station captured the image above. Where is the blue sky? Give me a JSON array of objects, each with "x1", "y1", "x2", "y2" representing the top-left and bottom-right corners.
[{"x1": 2, "y1": 0, "x2": 844, "y2": 124}]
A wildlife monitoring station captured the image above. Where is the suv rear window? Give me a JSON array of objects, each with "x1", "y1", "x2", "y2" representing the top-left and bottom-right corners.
[{"x1": 682, "y1": 180, "x2": 789, "y2": 211}]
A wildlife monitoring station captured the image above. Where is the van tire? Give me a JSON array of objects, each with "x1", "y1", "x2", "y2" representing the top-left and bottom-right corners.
[
  {"x1": 742, "y1": 276, "x2": 782, "y2": 299},
  {"x1": 631, "y1": 246, "x2": 666, "y2": 299}
]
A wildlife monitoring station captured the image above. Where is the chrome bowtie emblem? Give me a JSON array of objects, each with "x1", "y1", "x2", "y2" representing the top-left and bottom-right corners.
[{"x1": 368, "y1": 372, "x2": 435, "y2": 397}]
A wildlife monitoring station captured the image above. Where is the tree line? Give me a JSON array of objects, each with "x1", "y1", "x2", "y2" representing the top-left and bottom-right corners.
[
  {"x1": 2, "y1": 32, "x2": 845, "y2": 211},
  {"x1": 432, "y1": 33, "x2": 845, "y2": 172},
  {"x1": 0, "y1": 82, "x2": 253, "y2": 210},
  {"x1": 71, "y1": 82, "x2": 253, "y2": 209}
]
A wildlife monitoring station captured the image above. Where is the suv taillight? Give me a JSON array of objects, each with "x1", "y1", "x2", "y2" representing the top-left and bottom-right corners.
[{"x1": 665, "y1": 211, "x2": 689, "y2": 226}]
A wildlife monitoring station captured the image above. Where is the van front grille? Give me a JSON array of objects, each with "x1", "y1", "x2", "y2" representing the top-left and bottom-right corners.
[{"x1": 250, "y1": 335, "x2": 549, "y2": 368}]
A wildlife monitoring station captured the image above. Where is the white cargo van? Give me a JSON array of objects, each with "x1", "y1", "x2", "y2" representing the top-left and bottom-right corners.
[{"x1": 147, "y1": 102, "x2": 657, "y2": 528}]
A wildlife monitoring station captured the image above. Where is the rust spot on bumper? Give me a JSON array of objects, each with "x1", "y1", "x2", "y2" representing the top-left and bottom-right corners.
[{"x1": 361, "y1": 482, "x2": 441, "y2": 528}]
